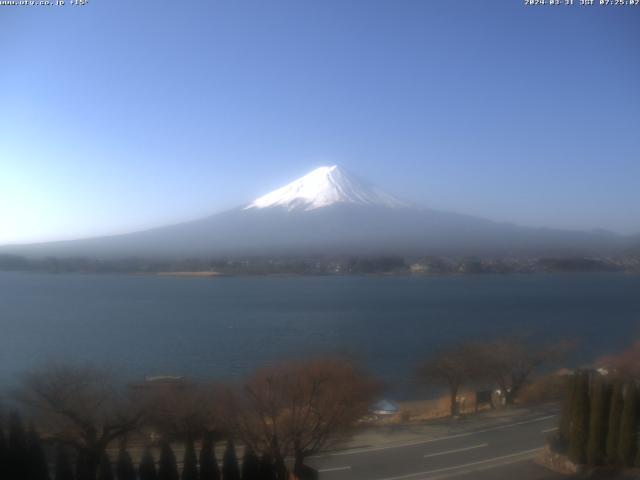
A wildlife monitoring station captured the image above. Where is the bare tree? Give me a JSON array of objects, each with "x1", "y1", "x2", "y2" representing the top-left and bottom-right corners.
[
  {"x1": 17, "y1": 364, "x2": 145, "y2": 480},
  {"x1": 418, "y1": 343, "x2": 479, "y2": 416},
  {"x1": 473, "y1": 339, "x2": 569, "y2": 405},
  {"x1": 136, "y1": 379, "x2": 224, "y2": 441},
  {"x1": 224, "y1": 357, "x2": 378, "y2": 473}
]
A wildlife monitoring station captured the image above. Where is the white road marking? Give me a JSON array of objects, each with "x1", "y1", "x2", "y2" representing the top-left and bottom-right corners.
[
  {"x1": 425, "y1": 449, "x2": 544, "y2": 480},
  {"x1": 316, "y1": 414, "x2": 556, "y2": 457},
  {"x1": 376, "y1": 447, "x2": 542, "y2": 480},
  {"x1": 541, "y1": 427, "x2": 558, "y2": 433},
  {"x1": 318, "y1": 466, "x2": 352, "y2": 473},
  {"x1": 472, "y1": 415, "x2": 557, "y2": 434},
  {"x1": 423, "y1": 443, "x2": 488, "y2": 458},
  {"x1": 322, "y1": 432, "x2": 473, "y2": 457}
]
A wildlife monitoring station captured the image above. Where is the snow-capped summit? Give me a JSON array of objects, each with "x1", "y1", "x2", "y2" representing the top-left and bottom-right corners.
[{"x1": 244, "y1": 165, "x2": 408, "y2": 211}]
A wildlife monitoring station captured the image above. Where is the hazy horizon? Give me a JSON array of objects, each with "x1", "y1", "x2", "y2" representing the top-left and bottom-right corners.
[{"x1": 1, "y1": 1, "x2": 639, "y2": 244}]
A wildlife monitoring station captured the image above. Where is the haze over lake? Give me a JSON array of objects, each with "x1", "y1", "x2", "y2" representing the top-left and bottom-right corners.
[{"x1": 2, "y1": 272, "x2": 639, "y2": 397}]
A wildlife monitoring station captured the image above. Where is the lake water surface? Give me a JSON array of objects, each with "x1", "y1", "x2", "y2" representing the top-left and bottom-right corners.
[{"x1": 1, "y1": 272, "x2": 639, "y2": 397}]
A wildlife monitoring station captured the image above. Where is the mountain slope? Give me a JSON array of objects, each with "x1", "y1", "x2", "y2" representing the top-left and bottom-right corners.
[{"x1": 0, "y1": 166, "x2": 635, "y2": 258}]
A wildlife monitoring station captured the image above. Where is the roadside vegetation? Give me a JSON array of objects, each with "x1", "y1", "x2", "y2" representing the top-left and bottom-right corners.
[
  {"x1": 0, "y1": 358, "x2": 377, "y2": 480},
  {"x1": 418, "y1": 338, "x2": 570, "y2": 416},
  {"x1": 546, "y1": 342, "x2": 640, "y2": 475},
  {"x1": 1, "y1": 336, "x2": 626, "y2": 480}
]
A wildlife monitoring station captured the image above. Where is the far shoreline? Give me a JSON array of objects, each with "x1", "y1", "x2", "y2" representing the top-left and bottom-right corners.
[
  {"x1": 156, "y1": 271, "x2": 224, "y2": 277},
  {"x1": 2, "y1": 270, "x2": 639, "y2": 280}
]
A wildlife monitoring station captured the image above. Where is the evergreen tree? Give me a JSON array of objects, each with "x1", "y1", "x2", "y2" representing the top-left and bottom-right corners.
[
  {"x1": 257, "y1": 453, "x2": 275, "y2": 480},
  {"x1": 240, "y1": 448, "x2": 260, "y2": 480},
  {"x1": 222, "y1": 440, "x2": 240, "y2": 480},
  {"x1": 139, "y1": 447, "x2": 158, "y2": 480},
  {"x1": 97, "y1": 452, "x2": 114, "y2": 480},
  {"x1": 606, "y1": 379, "x2": 624, "y2": 464},
  {"x1": 54, "y1": 446, "x2": 75, "y2": 480},
  {"x1": 115, "y1": 448, "x2": 136, "y2": 480},
  {"x1": 559, "y1": 374, "x2": 577, "y2": 443},
  {"x1": 618, "y1": 383, "x2": 638, "y2": 467},
  {"x1": 158, "y1": 442, "x2": 179, "y2": 480},
  {"x1": 568, "y1": 370, "x2": 589, "y2": 464},
  {"x1": 76, "y1": 450, "x2": 93, "y2": 480},
  {"x1": 0, "y1": 426, "x2": 6, "y2": 480},
  {"x1": 182, "y1": 437, "x2": 199, "y2": 480},
  {"x1": 199, "y1": 435, "x2": 219, "y2": 480},
  {"x1": 27, "y1": 427, "x2": 51, "y2": 480},
  {"x1": 586, "y1": 376, "x2": 610, "y2": 466},
  {"x1": 8, "y1": 411, "x2": 30, "y2": 479},
  {"x1": 273, "y1": 455, "x2": 287, "y2": 480}
]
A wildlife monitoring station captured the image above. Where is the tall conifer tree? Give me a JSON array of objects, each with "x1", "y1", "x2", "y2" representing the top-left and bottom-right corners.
[
  {"x1": 27, "y1": 427, "x2": 51, "y2": 480},
  {"x1": 606, "y1": 379, "x2": 625, "y2": 464},
  {"x1": 559, "y1": 374, "x2": 577, "y2": 442},
  {"x1": 241, "y1": 448, "x2": 260, "y2": 480},
  {"x1": 139, "y1": 447, "x2": 158, "y2": 480},
  {"x1": 76, "y1": 450, "x2": 94, "y2": 480},
  {"x1": 97, "y1": 452, "x2": 114, "y2": 480},
  {"x1": 199, "y1": 435, "x2": 220, "y2": 480},
  {"x1": 54, "y1": 446, "x2": 75, "y2": 480},
  {"x1": 182, "y1": 437, "x2": 199, "y2": 480},
  {"x1": 116, "y1": 448, "x2": 136, "y2": 480},
  {"x1": 158, "y1": 443, "x2": 179, "y2": 480},
  {"x1": 222, "y1": 440, "x2": 240, "y2": 480},
  {"x1": 618, "y1": 383, "x2": 638, "y2": 467},
  {"x1": 0, "y1": 427, "x2": 6, "y2": 480},
  {"x1": 8, "y1": 411, "x2": 30, "y2": 479},
  {"x1": 587, "y1": 376, "x2": 610, "y2": 466},
  {"x1": 568, "y1": 370, "x2": 590, "y2": 464},
  {"x1": 258, "y1": 453, "x2": 276, "y2": 480},
  {"x1": 273, "y1": 454, "x2": 287, "y2": 480}
]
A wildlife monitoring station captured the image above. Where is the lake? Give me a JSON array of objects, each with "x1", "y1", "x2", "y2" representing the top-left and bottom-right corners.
[{"x1": 1, "y1": 272, "x2": 639, "y2": 398}]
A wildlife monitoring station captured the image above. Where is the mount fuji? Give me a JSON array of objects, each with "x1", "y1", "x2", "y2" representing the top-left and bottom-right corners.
[
  {"x1": 244, "y1": 165, "x2": 408, "y2": 211},
  {"x1": 1, "y1": 166, "x2": 633, "y2": 258}
]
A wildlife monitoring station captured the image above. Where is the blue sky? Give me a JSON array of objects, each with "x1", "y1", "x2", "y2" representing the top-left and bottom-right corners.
[{"x1": 1, "y1": 0, "x2": 639, "y2": 244}]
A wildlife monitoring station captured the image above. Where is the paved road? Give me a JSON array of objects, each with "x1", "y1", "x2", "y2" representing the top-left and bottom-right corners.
[{"x1": 308, "y1": 411, "x2": 563, "y2": 480}]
